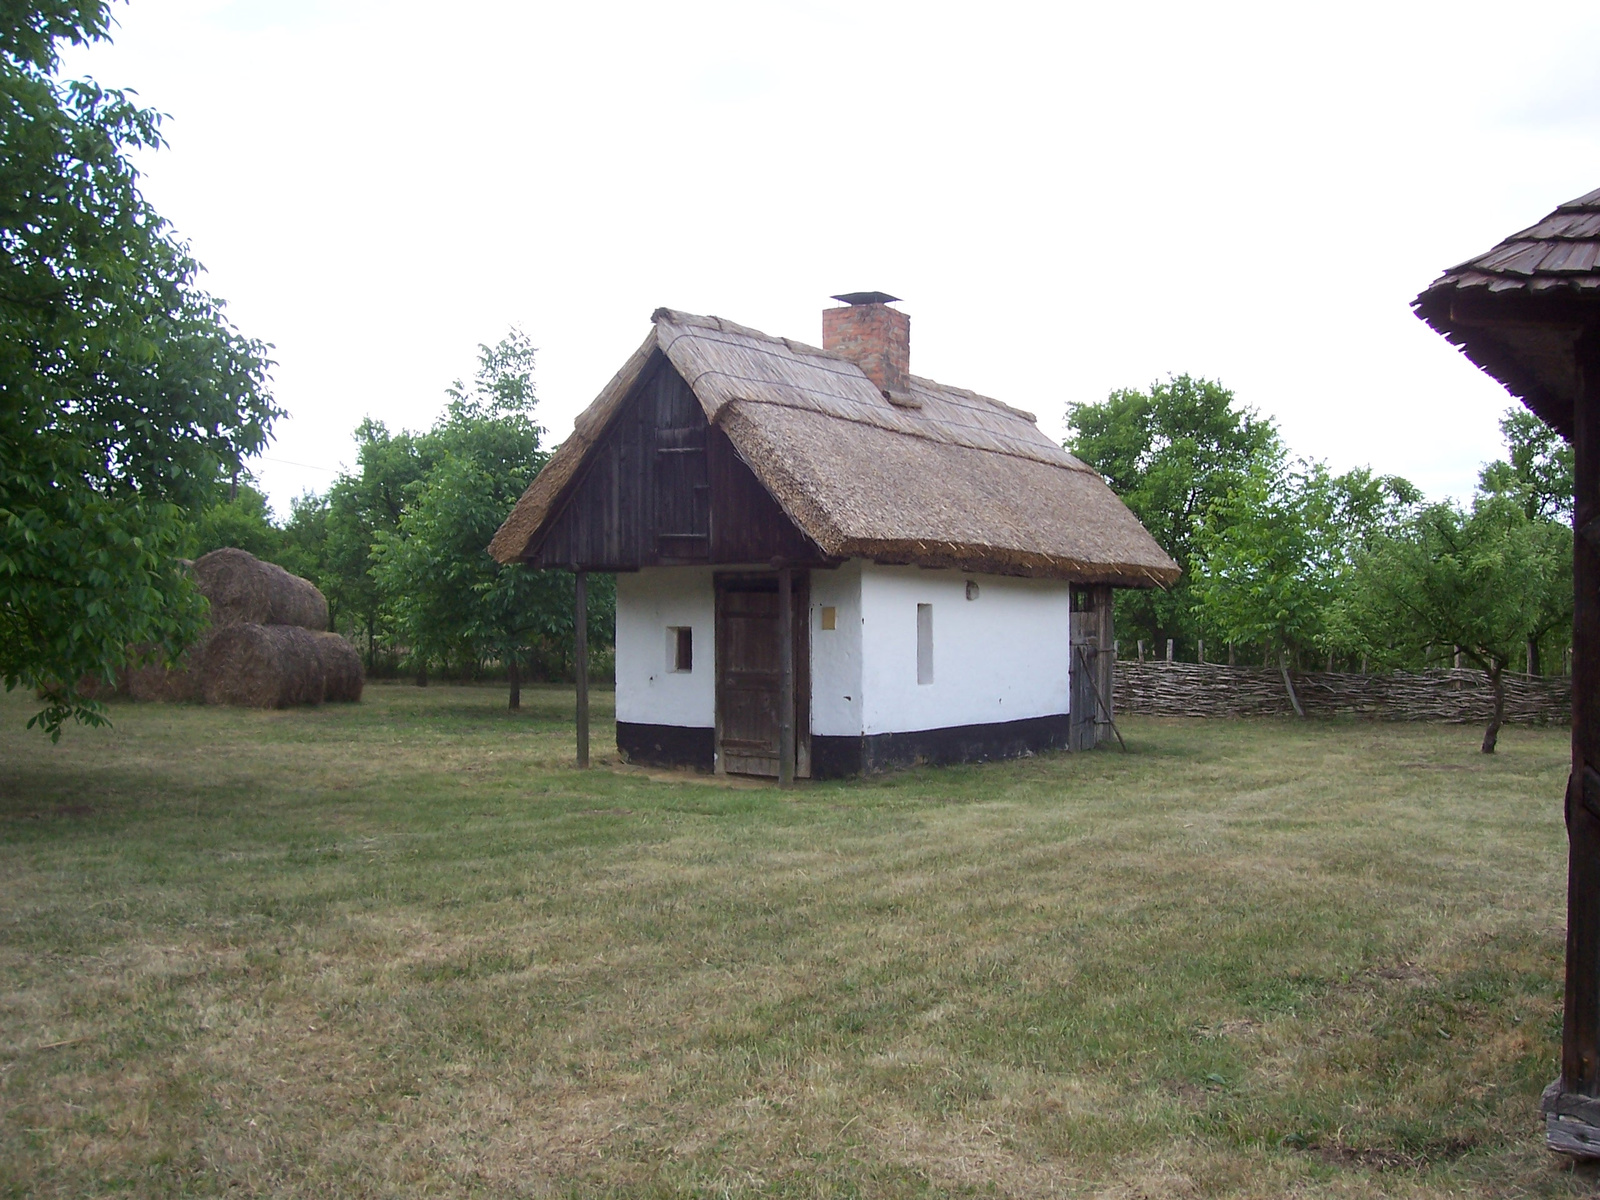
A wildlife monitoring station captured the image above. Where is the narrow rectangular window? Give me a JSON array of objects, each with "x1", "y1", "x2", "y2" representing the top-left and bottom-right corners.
[
  {"x1": 820, "y1": 605, "x2": 837, "y2": 631},
  {"x1": 916, "y1": 603, "x2": 933, "y2": 685},
  {"x1": 667, "y1": 626, "x2": 693, "y2": 672}
]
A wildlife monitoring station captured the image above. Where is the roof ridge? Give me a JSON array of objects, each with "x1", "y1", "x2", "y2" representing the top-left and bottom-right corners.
[{"x1": 652, "y1": 307, "x2": 851, "y2": 366}]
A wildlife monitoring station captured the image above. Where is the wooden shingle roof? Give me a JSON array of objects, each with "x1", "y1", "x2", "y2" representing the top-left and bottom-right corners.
[
  {"x1": 490, "y1": 309, "x2": 1180, "y2": 587},
  {"x1": 1414, "y1": 188, "x2": 1600, "y2": 439}
]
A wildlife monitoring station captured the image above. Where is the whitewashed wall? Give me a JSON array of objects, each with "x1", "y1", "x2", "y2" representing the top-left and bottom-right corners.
[
  {"x1": 809, "y1": 561, "x2": 864, "y2": 737},
  {"x1": 858, "y1": 564, "x2": 1071, "y2": 735},
  {"x1": 614, "y1": 567, "x2": 715, "y2": 727}
]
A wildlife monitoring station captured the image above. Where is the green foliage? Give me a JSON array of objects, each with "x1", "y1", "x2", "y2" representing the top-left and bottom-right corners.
[
  {"x1": 316, "y1": 420, "x2": 437, "y2": 661},
  {"x1": 1478, "y1": 406, "x2": 1573, "y2": 523},
  {"x1": 189, "y1": 480, "x2": 283, "y2": 562},
  {"x1": 1348, "y1": 497, "x2": 1571, "y2": 751},
  {"x1": 371, "y1": 329, "x2": 614, "y2": 685},
  {"x1": 1195, "y1": 460, "x2": 1421, "y2": 667},
  {"x1": 1, "y1": 1, "x2": 277, "y2": 736},
  {"x1": 1066, "y1": 374, "x2": 1280, "y2": 655}
]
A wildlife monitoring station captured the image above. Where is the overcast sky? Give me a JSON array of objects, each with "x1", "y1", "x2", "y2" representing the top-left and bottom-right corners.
[{"x1": 61, "y1": 0, "x2": 1600, "y2": 516}]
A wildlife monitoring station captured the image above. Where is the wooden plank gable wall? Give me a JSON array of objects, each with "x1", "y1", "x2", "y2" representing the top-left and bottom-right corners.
[{"x1": 527, "y1": 352, "x2": 826, "y2": 570}]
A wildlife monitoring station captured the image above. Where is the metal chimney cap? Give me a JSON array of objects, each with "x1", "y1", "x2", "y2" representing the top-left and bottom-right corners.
[{"x1": 831, "y1": 291, "x2": 901, "y2": 306}]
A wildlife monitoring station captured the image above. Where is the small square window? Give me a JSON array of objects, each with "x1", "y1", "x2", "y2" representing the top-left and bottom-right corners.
[
  {"x1": 820, "y1": 605, "x2": 837, "y2": 631},
  {"x1": 667, "y1": 626, "x2": 693, "y2": 672}
]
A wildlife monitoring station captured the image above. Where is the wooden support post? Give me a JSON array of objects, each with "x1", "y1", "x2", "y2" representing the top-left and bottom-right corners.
[
  {"x1": 1166, "y1": 638, "x2": 1174, "y2": 663},
  {"x1": 574, "y1": 569, "x2": 589, "y2": 769},
  {"x1": 1549, "y1": 331, "x2": 1600, "y2": 1154},
  {"x1": 1197, "y1": 639, "x2": 1205, "y2": 664},
  {"x1": 777, "y1": 563, "x2": 795, "y2": 787}
]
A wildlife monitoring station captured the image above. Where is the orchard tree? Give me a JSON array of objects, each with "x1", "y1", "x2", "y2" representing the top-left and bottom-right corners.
[
  {"x1": 374, "y1": 328, "x2": 615, "y2": 707},
  {"x1": 1479, "y1": 405, "x2": 1573, "y2": 523},
  {"x1": 1351, "y1": 497, "x2": 1571, "y2": 753},
  {"x1": 189, "y1": 479, "x2": 283, "y2": 562},
  {"x1": 1, "y1": 1, "x2": 277, "y2": 736},
  {"x1": 321, "y1": 420, "x2": 438, "y2": 669},
  {"x1": 1066, "y1": 374, "x2": 1280, "y2": 658},
  {"x1": 1194, "y1": 460, "x2": 1418, "y2": 713}
]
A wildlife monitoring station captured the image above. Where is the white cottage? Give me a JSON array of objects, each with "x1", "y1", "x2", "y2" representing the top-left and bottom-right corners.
[{"x1": 489, "y1": 295, "x2": 1178, "y2": 778}]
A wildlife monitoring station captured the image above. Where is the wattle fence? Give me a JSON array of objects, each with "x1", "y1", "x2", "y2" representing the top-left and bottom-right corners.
[{"x1": 1111, "y1": 659, "x2": 1571, "y2": 725}]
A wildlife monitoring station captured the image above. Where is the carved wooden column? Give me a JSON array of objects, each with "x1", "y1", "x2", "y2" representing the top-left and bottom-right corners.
[{"x1": 1548, "y1": 328, "x2": 1600, "y2": 1151}]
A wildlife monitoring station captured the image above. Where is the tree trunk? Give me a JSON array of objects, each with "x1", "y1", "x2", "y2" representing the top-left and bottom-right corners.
[
  {"x1": 1279, "y1": 650, "x2": 1306, "y2": 718},
  {"x1": 1482, "y1": 664, "x2": 1506, "y2": 754},
  {"x1": 366, "y1": 614, "x2": 376, "y2": 672},
  {"x1": 508, "y1": 653, "x2": 521, "y2": 711},
  {"x1": 1528, "y1": 635, "x2": 1540, "y2": 677},
  {"x1": 415, "y1": 662, "x2": 428, "y2": 687}
]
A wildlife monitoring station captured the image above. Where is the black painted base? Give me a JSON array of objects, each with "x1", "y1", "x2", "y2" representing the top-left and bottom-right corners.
[
  {"x1": 617, "y1": 722, "x2": 715, "y2": 772},
  {"x1": 812, "y1": 713, "x2": 1071, "y2": 779}
]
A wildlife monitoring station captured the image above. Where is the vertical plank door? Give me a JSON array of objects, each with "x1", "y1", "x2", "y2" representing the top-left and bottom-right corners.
[{"x1": 715, "y1": 574, "x2": 810, "y2": 777}]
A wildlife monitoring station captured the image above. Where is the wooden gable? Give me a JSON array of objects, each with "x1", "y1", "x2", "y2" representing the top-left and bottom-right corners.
[{"x1": 526, "y1": 352, "x2": 827, "y2": 571}]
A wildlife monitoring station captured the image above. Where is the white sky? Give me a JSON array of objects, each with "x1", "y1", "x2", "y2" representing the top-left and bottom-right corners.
[{"x1": 61, "y1": 0, "x2": 1600, "y2": 517}]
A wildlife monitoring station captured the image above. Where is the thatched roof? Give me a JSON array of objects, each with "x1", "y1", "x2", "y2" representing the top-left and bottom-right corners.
[
  {"x1": 1414, "y1": 188, "x2": 1600, "y2": 439},
  {"x1": 491, "y1": 309, "x2": 1179, "y2": 587}
]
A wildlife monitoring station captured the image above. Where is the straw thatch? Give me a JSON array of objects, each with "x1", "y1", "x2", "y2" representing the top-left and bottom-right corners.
[
  {"x1": 1414, "y1": 187, "x2": 1600, "y2": 440},
  {"x1": 193, "y1": 547, "x2": 328, "y2": 631},
  {"x1": 312, "y1": 632, "x2": 364, "y2": 702},
  {"x1": 198, "y1": 623, "x2": 326, "y2": 709},
  {"x1": 489, "y1": 309, "x2": 1179, "y2": 587}
]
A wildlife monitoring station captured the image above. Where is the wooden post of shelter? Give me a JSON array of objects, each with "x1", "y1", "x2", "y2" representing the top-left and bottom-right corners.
[
  {"x1": 1413, "y1": 187, "x2": 1600, "y2": 1154},
  {"x1": 776, "y1": 560, "x2": 795, "y2": 787},
  {"x1": 574, "y1": 568, "x2": 589, "y2": 769}
]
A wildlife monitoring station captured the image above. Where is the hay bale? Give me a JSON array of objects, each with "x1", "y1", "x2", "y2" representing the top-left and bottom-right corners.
[
  {"x1": 311, "y1": 632, "x2": 364, "y2": 702},
  {"x1": 121, "y1": 637, "x2": 208, "y2": 702},
  {"x1": 193, "y1": 547, "x2": 328, "y2": 631},
  {"x1": 199, "y1": 623, "x2": 326, "y2": 708}
]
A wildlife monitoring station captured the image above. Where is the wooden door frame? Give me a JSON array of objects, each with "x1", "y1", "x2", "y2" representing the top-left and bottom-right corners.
[{"x1": 713, "y1": 570, "x2": 811, "y2": 778}]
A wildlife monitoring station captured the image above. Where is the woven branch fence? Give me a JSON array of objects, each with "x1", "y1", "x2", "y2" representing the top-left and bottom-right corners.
[{"x1": 1112, "y1": 660, "x2": 1571, "y2": 724}]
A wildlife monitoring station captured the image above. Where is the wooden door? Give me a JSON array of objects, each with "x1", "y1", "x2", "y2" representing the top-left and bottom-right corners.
[
  {"x1": 715, "y1": 573, "x2": 810, "y2": 777},
  {"x1": 1069, "y1": 586, "x2": 1100, "y2": 751}
]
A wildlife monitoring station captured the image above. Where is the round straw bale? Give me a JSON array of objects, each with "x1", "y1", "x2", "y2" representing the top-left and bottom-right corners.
[
  {"x1": 193, "y1": 547, "x2": 328, "y2": 631},
  {"x1": 120, "y1": 636, "x2": 210, "y2": 703},
  {"x1": 198, "y1": 623, "x2": 326, "y2": 708},
  {"x1": 311, "y1": 632, "x2": 364, "y2": 702}
]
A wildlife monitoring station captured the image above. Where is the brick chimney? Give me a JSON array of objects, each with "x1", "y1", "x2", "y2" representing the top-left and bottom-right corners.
[{"x1": 822, "y1": 292, "x2": 909, "y2": 395}]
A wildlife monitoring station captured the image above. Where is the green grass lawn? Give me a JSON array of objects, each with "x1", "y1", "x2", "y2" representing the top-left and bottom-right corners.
[{"x1": 0, "y1": 683, "x2": 1591, "y2": 1197}]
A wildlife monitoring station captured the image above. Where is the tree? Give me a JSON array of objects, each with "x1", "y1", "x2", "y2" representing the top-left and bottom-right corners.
[
  {"x1": 1478, "y1": 405, "x2": 1575, "y2": 673},
  {"x1": 373, "y1": 328, "x2": 606, "y2": 707},
  {"x1": 1479, "y1": 405, "x2": 1574, "y2": 523},
  {"x1": 1194, "y1": 460, "x2": 1419, "y2": 713},
  {"x1": 1, "y1": 1, "x2": 277, "y2": 736},
  {"x1": 1350, "y1": 497, "x2": 1571, "y2": 753},
  {"x1": 189, "y1": 479, "x2": 283, "y2": 562},
  {"x1": 1066, "y1": 374, "x2": 1280, "y2": 658}
]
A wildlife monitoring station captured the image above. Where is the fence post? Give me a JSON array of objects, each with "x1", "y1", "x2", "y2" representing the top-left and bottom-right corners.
[
  {"x1": 1198, "y1": 639, "x2": 1205, "y2": 664},
  {"x1": 1228, "y1": 641, "x2": 1236, "y2": 666},
  {"x1": 1138, "y1": 639, "x2": 1145, "y2": 662},
  {"x1": 1166, "y1": 639, "x2": 1174, "y2": 663}
]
